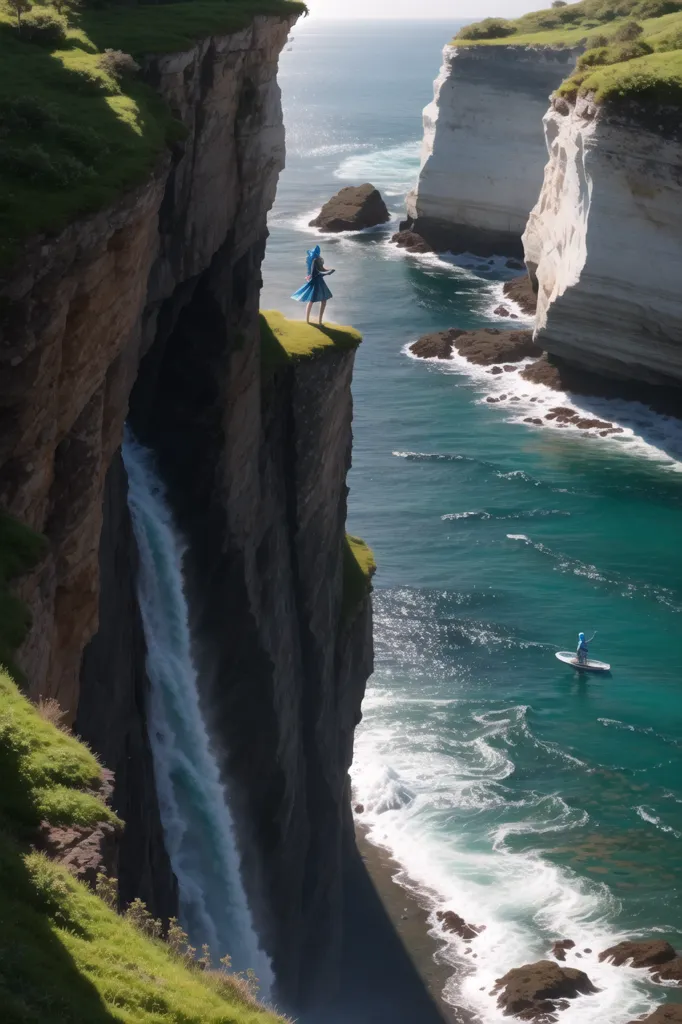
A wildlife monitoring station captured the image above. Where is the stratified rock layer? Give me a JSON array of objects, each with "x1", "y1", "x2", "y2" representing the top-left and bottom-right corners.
[
  {"x1": 310, "y1": 183, "x2": 389, "y2": 232},
  {"x1": 524, "y1": 97, "x2": 682, "y2": 388},
  {"x1": 406, "y1": 45, "x2": 578, "y2": 256}
]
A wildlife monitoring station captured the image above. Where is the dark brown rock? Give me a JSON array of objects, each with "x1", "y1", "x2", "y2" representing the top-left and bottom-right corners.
[
  {"x1": 506, "y1": 259, "x2": 525, "y2": 270},
  {"x1": 391, "y1": 229, "x2": 432, "y2": 253},
  {"x1": 503, "y1": 365, "x2": 517, "y2": 372},
  {"x1": 310, "y1": 183, "x2": 390, "y2": 232},
  {"x1": 354, "y1": 803, "x2": 365, "y2": 814},
  {"x1": 410, "y1": 327, "x2": 541, "y2": 366},
  {"x1": 495, "y1": 305, "x2": 512, "y2": 317},
  {"x1": 503, "y1": 276, "x2": 537, "y2": 316},
  {"x1": 490, "y1": 366, "x2": 504, "y2": 375},
  {"x1": 436, "y1": 909, "x2": 484, "y2": 942},
  {"x1": 493, "y1": 960, "x2": 597, "y2": 1020},
  {"x1": 524, "y1": 417, "x2": 544, "y2": 425},
  {"x1": 599, "y1": 940, "x2": 677, "y2": 969},
  {"x1": 627, "y1": 1007, "x2": 682, "y2": 1024},
  {"x1": 551, "y1": 939, "x2": 576, "y2": 962},
  {"x1": 651, "y1": 957, "x2": 682, "y2": 984}
]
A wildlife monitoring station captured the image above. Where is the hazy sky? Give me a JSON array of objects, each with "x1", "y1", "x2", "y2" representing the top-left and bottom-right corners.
[{"x1": 304, "y1": 0, "x2": 550, "y2": 18}]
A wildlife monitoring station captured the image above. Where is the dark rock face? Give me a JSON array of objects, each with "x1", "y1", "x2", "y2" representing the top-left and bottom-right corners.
[
  {"x1": 310, "y1": 183, "x2": 390, "y2": 232},
  {"x1": 628, "y1": 1008, "x2": 682, "y2": 1024},
  {"x1": 503, "y1": 276, "x2": 537, "y2": 316},
  {"x1": 521, "y1": 353, "x2": 682, "y2": 418},
  {"x1": 551, "y1": 939, "x2": 576, "y2": 962},
  {"x1": 493, "y1": 960, "x2": 597, "y2": 1021},
  {"x1": 410, "y1": 327, "x2": 540, "y2": 366},
  {"x1": 436, "y1": 909, "x2": 484, "y2": 941},
  {"x1": 128, "y1": 234, "x2": 373, "y2": 1013},
  {"x1": 399, "y1": 215, "x2": 525, "y2": 259},
  {"x1": 77, "y1": 452, "x2": 178, "y2": 922},
  {"x1": 391, "y1": 229, "x2": 432, "y2": 253}
]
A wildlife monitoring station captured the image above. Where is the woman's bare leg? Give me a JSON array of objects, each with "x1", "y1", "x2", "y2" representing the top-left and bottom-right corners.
[
  {"x1": 306, "y1": 301, "x2": 313, "y2": 324},
  {"x1": 318, "y1": 300, "x2": 327, "y2": 325}
]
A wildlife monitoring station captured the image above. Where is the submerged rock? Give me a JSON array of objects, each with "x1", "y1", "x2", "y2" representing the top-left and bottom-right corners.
[
  {"x1": 627, "y1": 1007, "x2": 682, "y2": 1024},
  {"x1": 493, "y1": 960, "x2": 597, "y2": 1021},
  {"x1": 310, "y1": 183, "x2": 390, "y2": 232}
]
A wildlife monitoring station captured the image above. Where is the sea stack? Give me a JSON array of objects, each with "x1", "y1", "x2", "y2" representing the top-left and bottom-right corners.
[{"x1": 310, "y1": 183, "x2": 390, "y2": 231}]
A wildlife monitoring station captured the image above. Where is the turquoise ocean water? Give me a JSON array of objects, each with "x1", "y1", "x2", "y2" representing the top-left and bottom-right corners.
[{"x1": 261, "y1": 19, "x2": 682, "y2": 1022}]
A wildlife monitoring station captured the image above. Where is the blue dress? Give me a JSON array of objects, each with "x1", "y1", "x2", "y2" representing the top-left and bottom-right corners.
[{"x1": 291, "y1": 256, "x2": 333, "y2": 303}]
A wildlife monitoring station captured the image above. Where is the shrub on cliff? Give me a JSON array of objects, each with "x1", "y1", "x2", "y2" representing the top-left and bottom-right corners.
[
  {"x1": 578, "y1": 37, "x2": 653, "y2": 67},
  {"x1": 457, "y1": 17, "x2": 516, "y2": 40},
  {"x1": 633, "y1": 0, "x2": 681, "y2": 16},
  {"x1": 15, "y1": 7, "x2": 68, "y2": 46},
  {"x1": 612, "y1": 19, "x2": 644, "y2": 41},
  {"x1": 98, "y1": 47, "x2": 140, "y2": 80}
]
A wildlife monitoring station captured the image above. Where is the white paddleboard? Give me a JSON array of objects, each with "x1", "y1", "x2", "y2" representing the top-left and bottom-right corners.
[{"x1": 556, "y1": 651, "x2": 611, "y2": 673}]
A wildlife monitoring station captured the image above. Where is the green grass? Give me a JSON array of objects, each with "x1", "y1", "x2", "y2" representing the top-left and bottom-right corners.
[
  {"x1": 342, "y1": 534, "x2": 376, "y2": 624},
  {"x1": 452, "y1": 0, "x2": 682, "y2": 109},
  {"x1": 259, "y1": 309, "x2": 362, "y2": 379},
  {"x1": 0, "y1": 0, "x2": 305, "y2": 266},
  {"x1": 0, "y1": 669, "x2": 287, "y2": 1024}
]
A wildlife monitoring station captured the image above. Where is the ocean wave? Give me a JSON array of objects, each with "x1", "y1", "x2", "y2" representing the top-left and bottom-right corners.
[
  {"x1": 334, "y1": 140, "x2": 421, "y2": 194},
  {"x1": 598, "y1": 718, "x2": 682, "y2": 749},
  {"x1": 442, "y1": 507, "x2": 571, "y2": 522},
  {"x1": 505, "y1": 534, "x2": 682, "y2": 611},
  {"x1": 635, "y1": 805, "x2": 682, "y2": 838}
]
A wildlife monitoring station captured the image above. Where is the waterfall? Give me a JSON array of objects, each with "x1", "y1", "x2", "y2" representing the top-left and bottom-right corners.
[{"x1": 123, "y1": 432, "x2": 272, "y2": 994}]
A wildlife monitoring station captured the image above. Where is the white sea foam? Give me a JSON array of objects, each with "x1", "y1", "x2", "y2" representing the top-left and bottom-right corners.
[
  {"x1": 351, "y1": 700, "x2": 659, "y2": 1023},
  {"x1": 334, "y1": 140, "x2": 421, "y2": 194},
  {"x1": 404, "y1": 342, "x2": 682, "y2": 471}
]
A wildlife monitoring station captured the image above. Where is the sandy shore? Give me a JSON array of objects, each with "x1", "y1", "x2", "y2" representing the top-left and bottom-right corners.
[{"x1": 354, "y1": 824, "x2": 477, "y2": 1024}]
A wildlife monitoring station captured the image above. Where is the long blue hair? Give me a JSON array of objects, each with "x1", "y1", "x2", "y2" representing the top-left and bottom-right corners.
[{"x1": 306, "y1": 245, "x2": 321, "y2": 275}]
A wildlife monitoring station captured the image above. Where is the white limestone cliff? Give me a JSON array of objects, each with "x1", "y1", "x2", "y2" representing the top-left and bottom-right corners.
[
  {"x1": 405, "y1": 44, "x2": 578, "y2": 256},
  {"x1": 524, "y1": 96, "x2": 682, "y2": 387}
]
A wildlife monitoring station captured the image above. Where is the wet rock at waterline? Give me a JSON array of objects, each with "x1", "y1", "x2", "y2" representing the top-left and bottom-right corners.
[
  {"x1": 494, "y1": 304, "x2": 519, "y2": 319},
  {"x1": 310, "y1": 183, "x2": 390, "y2": 232},
  {"x1": 492, "y1": 960, "x2": 597, "y2": 1021},
  {"x1": 628, "y1": 1007, "x2": 682, "y2": 1024},
  {"x1": 600, "y1": 939, "x2": 682, "y2": 986},
  {"x1": 503, "y1": 275, "x2": 537, "y2": 316},
  {"x1": 410, "y1": 328, "x2": 540, "y2": 365},
  {"x1": 436, "y1": 909, "x2": 484, "y2": 942},
  {"x1": 391, "y1": 229, "x2": 433, "y2": 253},
  {"x1": 550, "y1": 939, "x2": 576, "y2": 963}
]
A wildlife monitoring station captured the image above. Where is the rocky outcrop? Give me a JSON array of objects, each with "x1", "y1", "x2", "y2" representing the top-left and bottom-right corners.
[
  {"x1": 523, "y1": 96, "x2": 682, "y2": 388},
  {"x1": 493, "y1": 960, "x2": 597, "y2": 1021},
  {"x1": 436, "y1": 909, "x2": 484, "y2": 941},
  {"x1": 410, "y1": 327, "x2": 540, "y2": 364},
  {"x1": 551, "y1": 939, "x2": 575, "y2": 962},
  {"x1": 600, "y1": 939, "x2": 682, "y2": 987},
  {"x1": 503, "y1": 275, "x2": 537, "y2": 316},
  {"x1": 310, "y1": 183, "x2": 390, "y2": 232},
  {"x1": 391, "y1": 229, "x2": 433, "y2": 253},
  {"x1": 405, "y1": 45, "x2": 579, "y2": 256}
]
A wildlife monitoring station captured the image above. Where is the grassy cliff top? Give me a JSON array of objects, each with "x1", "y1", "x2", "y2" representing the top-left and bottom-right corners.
[
  {"x1": 260, "y1": 309, "x2": 362, "y2": 377},
  {"x1": 452, "y1": 0, "x2": 682, "y2": 107},
  {"x1": 0, "y1": 0, "x2": 305, "y2": 266},
  {"x1": 0, "y1": 670, "x2": 287, "y2": 1024}
]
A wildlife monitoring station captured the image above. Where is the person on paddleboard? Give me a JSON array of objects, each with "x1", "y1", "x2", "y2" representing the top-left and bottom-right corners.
[{"x1": 577, "y1": 632, "x2": 596, "y2": 665}]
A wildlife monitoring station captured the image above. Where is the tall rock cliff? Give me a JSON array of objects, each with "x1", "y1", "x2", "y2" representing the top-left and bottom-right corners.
[
  {"x1": 405, "y1": 44, "x2": 578, "y2": 256},
  {"x1": 524, "y1": 96, "x2": 682, "y2": 387},
  {"x1": 0, "y1": 9, "x2": 374, "y2": 1013}
]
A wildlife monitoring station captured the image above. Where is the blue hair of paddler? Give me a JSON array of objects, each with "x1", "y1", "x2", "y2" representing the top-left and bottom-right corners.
[
  {"x1": 306, "y1": 245, "x2": 321, "y2": 275},
  {"x1": 579, "y1": 632, "x2": 585, "y2": 641}
]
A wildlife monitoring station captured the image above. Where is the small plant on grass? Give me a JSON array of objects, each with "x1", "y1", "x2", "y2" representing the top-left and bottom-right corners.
[
  {"x1": 98, "y1": 48, "x2": 140, "y2": 81},
  {"x1": 37, "y1": 697, "x2": 67, "y2": 730},
  {"x1": 124, "y1": 897, "x2": 163, "y2": 939},
  {"x1": 167, "y1": 916, "x2": 197, "y2": 967},
  {"x1": 95, "y1": 871, "x2": 118, "y2": 911}
]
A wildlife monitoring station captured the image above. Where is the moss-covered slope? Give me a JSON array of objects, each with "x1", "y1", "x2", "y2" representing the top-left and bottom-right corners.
[
  {"x1": 0, "y1": 0, "x2": 305, "y2": 263},
  {"x1": 454, "y1": 0, "x2": 682, "y2": 108},
  {"x1": 260, "y1": 309, "x2": 362, "y2": 378},
  {"x1": 0, "y1": 670, "x2": 286, "y2": 1024}
]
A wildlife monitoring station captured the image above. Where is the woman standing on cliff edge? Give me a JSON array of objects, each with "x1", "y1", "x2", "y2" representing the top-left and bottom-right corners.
[{"x1": 291, "y1": 244, "x2": 335, "y2": 324}]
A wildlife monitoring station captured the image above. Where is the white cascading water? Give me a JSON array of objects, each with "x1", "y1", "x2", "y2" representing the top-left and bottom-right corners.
[{"x1": 123, "y1": 432, "x2": 273, "y2": 995}]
